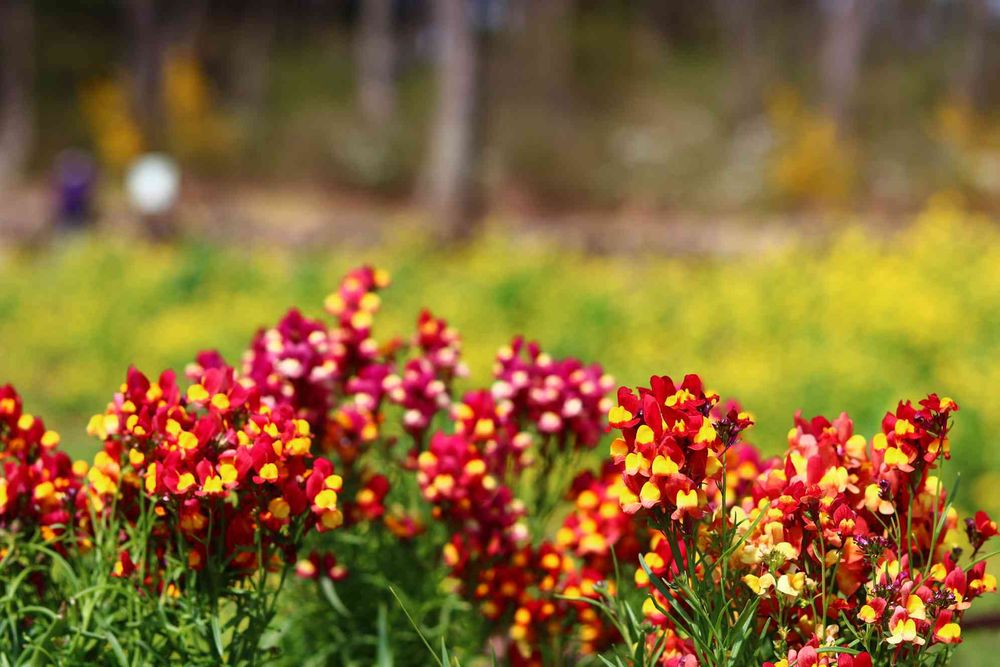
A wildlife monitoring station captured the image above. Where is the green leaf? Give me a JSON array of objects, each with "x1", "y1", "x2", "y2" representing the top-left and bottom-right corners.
[
  {"x1": 388, "y1": 586, "x2": 443, "y2": 667},
  {"x1": 211, "y1": 615, "x2": 225, "y2": 659},
  {"x1": 320, "y1": 577, "x2": 352, "y2": 617},
  {"x1": 376, "y1": 603, "x2": 393, "y2": 667},
  {"x1": 104, "y1": 630, "x2": 128, "y2": 667}
]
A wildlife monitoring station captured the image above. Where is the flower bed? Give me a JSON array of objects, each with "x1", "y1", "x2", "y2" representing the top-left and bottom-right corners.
[{"x1": 1, "y1": 265, "x2": 996, "y2": 665}]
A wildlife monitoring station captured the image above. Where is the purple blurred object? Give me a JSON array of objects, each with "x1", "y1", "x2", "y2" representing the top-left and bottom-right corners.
[{"x1": 53, "y1": 148, "x2": 97, "y2": 229}]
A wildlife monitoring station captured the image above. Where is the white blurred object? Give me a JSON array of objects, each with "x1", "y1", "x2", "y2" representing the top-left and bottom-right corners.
[{"x1": 125, "y1": 154, "x2": 180, "y2": 215}]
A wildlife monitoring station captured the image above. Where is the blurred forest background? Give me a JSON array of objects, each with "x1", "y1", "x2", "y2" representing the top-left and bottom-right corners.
[{"x1": 4, "y1": 0, "x2": 1000, "y2": 241}]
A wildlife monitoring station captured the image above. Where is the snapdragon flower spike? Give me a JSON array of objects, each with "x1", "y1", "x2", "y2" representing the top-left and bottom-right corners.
[
  {"x1": 452, "y1": 389, "x2": 529, "y2": 469},
  {"x1": 383, "y1": 310, "x2": 467, "y2": 444},
  {"x1": 556, "y1": 464, "x2": 641, "y2": 570},
  {"x1": 875, "y1": 395, "x2": 957, "y2": 482},
  {"x1": 383, "y1": 357, "x2": 450, "y2": 443},
  {"x1": 608, "y1": 380, "x2": 997, "y2": 663},
  {"x1": 417, "y1": 431, "x2": 526, "y2": 556},
  {"x1": 414, "y1": 309, "x2": 468, "y2": 380},
  {"x1": 240, "y1": 308, "x2": 340, "y2": 431},
  {"x1": 849, "y1": 552, "x2": 994, "y2": 653},
  {"x1": 0, "y1": 385, "x2": 82, "y2": 541},
  {"x1": 609, "y1": 374, "x2": 744, "y2": 519},
  {"x1": 324, "y1": 265, "x2": 389, "y2": 375},
  {"x1": 437, "y1": 464, "x2": 639, "y2": 662},
  {"x1": 320, "y1": 362, "x2": 392, "y2": 466},
  {"x1": 492, "y1": 337, "x2": 614, "y2": 449},
  {"x1": 85, "y1": 365, "x2": 343, "y2": 584}
]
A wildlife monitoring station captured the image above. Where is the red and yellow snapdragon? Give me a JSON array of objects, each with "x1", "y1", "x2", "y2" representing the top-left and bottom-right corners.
[
  {"x1": 84, "y1": 362, "x2": 344, "y2": 591},
  {"x1": 0, "y1": 385, "x2": 82, "y2": 544},
  {"x1": 609, "y1": 374, "x2": 997, "y2": 667}
]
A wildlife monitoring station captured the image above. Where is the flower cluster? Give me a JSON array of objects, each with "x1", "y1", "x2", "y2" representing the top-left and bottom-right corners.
[
  {"x1": 241, "y1": 265, "x2": 391, "y2": 450},
  {"x1": 418, "y1": 431, "x2": 527, "y2": 557},
  {"x1": 492, "y1": 336, "x2": 614, "y2": 449},
  {"x1": 323, "y1": 265, "x2": 390, "y2": 376},
  {"x1": 609, "y1": 374, "x2": 996, "y2": 666},
  {"x1": 85, "y1": 364, "x2": 343, "y2": 584},
  {"x1": 242, "y1": 308, "x2": 339, "y2": 430},
  {"x1": 412, "y1": 309, "x2": 467, "y2": 381},
  {"x1": 442, "y1": 472, "x2": 638, "y2": 665},
  {"x1": 0, "y1": 385, "x2": 82, "y2": 542},
  {"x1": 516, "y1": 465, "x2": 645, "y2": 657},
  {"x1": 383, "y1": 310, "x2": 467, "y2": 444},
  {"x1": 404, "y1": 334, "x2": 630, "y2": 663},
  {"x1": 609, "y1": 374, "x2": 752, "y2": 519}
]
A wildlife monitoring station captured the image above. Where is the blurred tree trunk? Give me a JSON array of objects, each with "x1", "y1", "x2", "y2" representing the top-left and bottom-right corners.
[
  {"x1": 423, "y1": 0, "x2": 482, "y2": 241},
  {"x1": 232, "y1": 0, "x2": 277, "y2": 117},
  {"x1": 357, "y1": 0, "x2": 397, "y2": 126},
  {"x1": 126, "y1": 0, "x2": 165, "y2": 148},
  {"x1": 523, "y1": 0, "x2": 573, "y2": 108},
  {"x1": 959, "y1": 0, "x2": 990, "y2": 111},
  {"x1": 166, "y1": 0, "x2": 207, "y2": 53},
  {"x1": 0, "y1": 0, "x2": 34, "y2": 186},
  {"x1": 818, "y1": 0, "x2": 871, "y2": 134},
  {"x1": 715, "y1": 0, "x2": 762, "y2": 117}
]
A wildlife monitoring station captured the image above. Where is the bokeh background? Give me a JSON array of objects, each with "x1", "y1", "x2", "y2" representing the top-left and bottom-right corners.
[{"x1": 3, "y1": 1, "x2": 1000, "y2": 662}]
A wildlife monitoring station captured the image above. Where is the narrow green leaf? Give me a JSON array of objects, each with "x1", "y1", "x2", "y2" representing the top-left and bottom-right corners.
[
  {"x1": 376, "y1": 603, "x2": 394, "y2": 667},
  {"x1": 320, "y1": 577, "x2": 352, "y2": 617},
  {"x1": 104, "y1": 630, "x2": 128, "y2": 667}
]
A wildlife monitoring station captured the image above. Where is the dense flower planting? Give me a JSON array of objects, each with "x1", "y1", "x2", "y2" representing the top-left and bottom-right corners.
[
  {"x1": 0, "y1": 386, "x2": 81, "y2": 541},
  {"x1": 1, "y1": 262, "x2": 996, "y2": 665},
  {"x1": 610, "y1": 375, "x2": 997, "y2": 667}
]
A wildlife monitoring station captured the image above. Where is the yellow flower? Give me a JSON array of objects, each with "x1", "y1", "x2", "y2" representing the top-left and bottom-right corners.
[
  {"x1": 694, "y1": 420, "x2": 717, "y2": 444},
  {"x1": 905, "y1": 594, "x2": 926, "y2": 621},
  {"x1": 742, "y1": 573, "x2": 776, "y2": 596},
  {"x1": 219, "y1": 462, "x2": 238, "y2": 485},
  {"x1": 268, "y1": 497, "x2": 291, "y2": 520},
  {"x1": 675, "y1": 489, "x2": 698, "y2": 511},
  {"x1": 314, "y1": 489, "x2": 339, "y2": 511},
  {"x1": 935, "y1": 622, "x2": 961, "y2": 643},
  {"x1": 651, "y1": 455, "x2": 679, "y2": 476},
  {"x1": 776, "y1": 572, "x2": 805, "y2": 597},
  {"x1": 176, "y1": 473, "x2": 196, "y2": 493},
  {"x1": 178, "y1": 431, "x2": 199, "y2": 450},
  {"x1": 858, "y1": 604, "x2": 878, "y2": 624},
  {"x1": 609, "y1": 437, "x2": 628, "y2": 459},
  {"x1": 201, "y1": 475, "x2": 223, "y2": 495},
  {"x1": 887, "y1": 617, "x2": 923, "y2": 646},
  {"x1": 884, "y1": 447, "x2": 910, "y2": 468},
  {"x1": 639, "y1": 482, "x2": 661, "y2": 507},
  {"x1": 624, "y1": 452, "x2": 650, "y2": 476},
  {"x1": 186, "y1": 384, "x2": 209, "y2": 403},
  {"x1": 608, "y1": 405, "x2": 632, "y2": 425}
]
